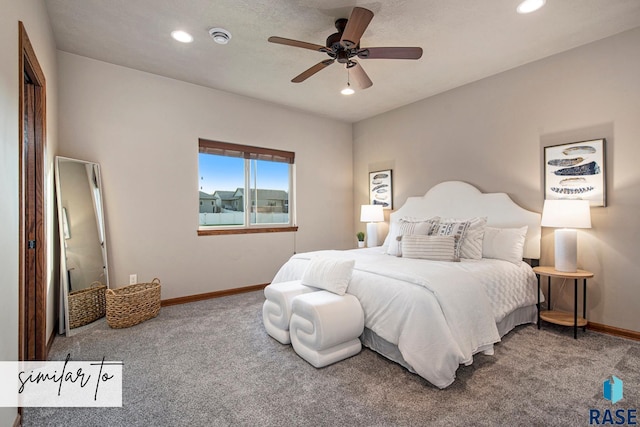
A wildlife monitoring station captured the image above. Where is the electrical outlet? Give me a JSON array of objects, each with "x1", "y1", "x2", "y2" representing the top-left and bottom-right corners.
[{"x1": 129, "y1": 274, "x2": 137, "y2": 285}]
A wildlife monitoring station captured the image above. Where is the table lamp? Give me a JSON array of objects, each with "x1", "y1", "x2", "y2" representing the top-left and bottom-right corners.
[
  {"x1": 541, "y1": 199, "x2": 591, "y2": 272},
  {"x1": 360, "y1": 205, "x2": 384, "y2": 248}
]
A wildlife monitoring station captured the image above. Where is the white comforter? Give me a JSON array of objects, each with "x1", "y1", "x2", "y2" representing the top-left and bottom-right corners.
[{"x1": 271, "y1": 248, "x2": 538, "y2": 388}]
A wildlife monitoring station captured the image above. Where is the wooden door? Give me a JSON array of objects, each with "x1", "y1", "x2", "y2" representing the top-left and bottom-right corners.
[{"x1": 19, "y1": 21, "x2": 47, "y2": 361}]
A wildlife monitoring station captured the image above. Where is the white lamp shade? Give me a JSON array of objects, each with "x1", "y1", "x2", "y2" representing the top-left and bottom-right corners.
[
  {"x1": 541, "y1": 199, "x2": 591, "y2": 229},
  {"x1": 360, "y1": 205, "x2": 384, "y2": 223}
]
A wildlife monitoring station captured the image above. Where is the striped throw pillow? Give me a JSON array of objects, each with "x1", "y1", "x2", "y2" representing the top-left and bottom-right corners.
[
  {"x1": 435, "y1": 217, "x2": 487, "y2": 260},
  {"x1": 454, "y1": 217, "x2": 487, "y2": 260},
  {"x1": 401, "y1": 235, "x2": 459, "y2": 262}
]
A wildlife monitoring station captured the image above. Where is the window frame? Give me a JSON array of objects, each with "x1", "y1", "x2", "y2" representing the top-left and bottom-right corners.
[{"x1": 197, "y1": 138, "x2": 297, "y2": 236}]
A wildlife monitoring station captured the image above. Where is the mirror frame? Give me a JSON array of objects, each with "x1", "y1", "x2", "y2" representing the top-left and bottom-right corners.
[{"x1": 55, "y1": 156, "x2": 110, "y2": 336}]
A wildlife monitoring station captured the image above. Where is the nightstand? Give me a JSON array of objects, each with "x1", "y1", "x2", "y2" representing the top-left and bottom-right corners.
[{"x1": 533, "y1": 266, "x2": 594, "y2": 339}]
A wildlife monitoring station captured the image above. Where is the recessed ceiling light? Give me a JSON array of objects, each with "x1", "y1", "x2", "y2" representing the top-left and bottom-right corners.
[
  {"x1": 517, "y1": 0, "x2": 546, "y2": 14},
  {"x1": 171, "y1": 30, "x2": 193, "y2": 43},
  {"x1": 209, "y1": 28, "x2": 232, "y2": 45}
]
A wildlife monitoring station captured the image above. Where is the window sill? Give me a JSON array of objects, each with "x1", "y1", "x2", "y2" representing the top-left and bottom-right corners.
[{"x1": 198, "y1": 226, "x2": 298, "y2": 236}]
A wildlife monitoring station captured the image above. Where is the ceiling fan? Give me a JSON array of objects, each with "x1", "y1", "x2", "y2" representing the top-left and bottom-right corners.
[{"x1": 268, "y1": 7, "x2": 423, "y2": 90}]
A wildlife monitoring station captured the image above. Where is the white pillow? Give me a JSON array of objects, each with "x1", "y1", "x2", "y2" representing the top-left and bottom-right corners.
[
  {"x1": 386, "y1": 217, "x2": 440, "y2": 257},
  {"x1": 301, "y1": 257, "x2": 355, "y2": 295},
  {"x1": 401, "y1": 235, "x2": 458, "y2": 262},
  {"x1": 383, "y1": 217, "x2": 440, "y2": 248},
  {"x1": 482, "y1": 226, "x2": 528, "y2": 265}
]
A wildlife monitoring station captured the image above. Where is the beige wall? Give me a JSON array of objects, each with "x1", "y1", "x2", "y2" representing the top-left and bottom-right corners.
[
  {"x1": 56, "y1": 52, "x2": 353, "y2": 299},
  {"x1": 354, "y1": 27, "x2": 640, "y2": 333},
  {"x1": 0, "y1": 0, "x2": 58, "y2": 425}
]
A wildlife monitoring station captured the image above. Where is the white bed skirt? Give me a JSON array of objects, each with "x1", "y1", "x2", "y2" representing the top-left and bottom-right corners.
[{"x1": 360, "y1": 304, "x2": 538, "y2": 378}]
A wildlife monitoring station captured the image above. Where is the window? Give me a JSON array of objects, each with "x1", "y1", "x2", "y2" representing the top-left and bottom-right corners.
[{"x1": 198, "y1": 139, "x2": 296, "y2": 235}]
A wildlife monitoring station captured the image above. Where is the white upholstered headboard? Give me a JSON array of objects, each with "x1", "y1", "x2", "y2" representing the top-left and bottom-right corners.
[{"x1": 388, "y1": 181, "x2": 541, "y2": 259}]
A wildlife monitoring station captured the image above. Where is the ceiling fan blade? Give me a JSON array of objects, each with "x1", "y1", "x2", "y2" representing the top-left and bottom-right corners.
[
  {"x1": 357, "y1": 47, "x2": 423, "y2": 60},
  {"x1": 292, "y1": 59, "x2": 335, "y2": 83},
  {"x1": 340, "y1": 7, "x2": 374, "y2": 49},
  {"x1": 349, "y1": 62, "x2": 373, "y2": 89},
  {"x1": 268, "y1": 36, "x2": 329, "y2": 53}
]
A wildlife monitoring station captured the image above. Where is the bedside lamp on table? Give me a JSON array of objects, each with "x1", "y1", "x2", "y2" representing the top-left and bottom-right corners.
[
  {"x1": 541, "y1": 199, "x2": 592, "y2": 272},
  {"x1": 360, "y1": 205, "x2": 384, "y2": 248}
]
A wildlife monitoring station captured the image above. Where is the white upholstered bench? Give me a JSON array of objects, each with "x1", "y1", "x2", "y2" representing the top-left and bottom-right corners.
[
  {"x1": 262, "y1": 280, "x2": 316, "y2": 344},
  {"x1": 289, "y1": 290, "x2": 364, "y2": 368}
]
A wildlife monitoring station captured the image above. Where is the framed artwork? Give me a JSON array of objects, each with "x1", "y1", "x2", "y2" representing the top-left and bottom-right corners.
[
  {"x1": 544, "y1": 138, "x2": 606, "y2": 207},
  {"x1": 369, "y1": 169, "x2": 392, "y2": 209}
]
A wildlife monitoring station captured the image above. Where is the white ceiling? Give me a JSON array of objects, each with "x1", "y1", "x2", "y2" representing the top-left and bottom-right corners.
[{"x1": 44, "y1": 0, "x2": 640, "y2": 123}]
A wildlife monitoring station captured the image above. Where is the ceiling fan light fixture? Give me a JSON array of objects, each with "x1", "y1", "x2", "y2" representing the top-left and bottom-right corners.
[
  {"x1": 209, "y1": 28, "x2": 232, "y2": 45},
  {"x1": 341, "y1": 82, "x2": 355, "y2": 95},
  {"x1": 341, "y1": 68, "x2": 355, "y2": 95},
  {"x1": 517, "y1": 0, "x2": 546, "y2": 14},
  {"x1": 171, "y1": 30, "x2": 194, "y2": 43}
]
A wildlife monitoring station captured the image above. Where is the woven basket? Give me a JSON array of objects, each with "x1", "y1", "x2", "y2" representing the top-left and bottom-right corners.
[
  {"x1": 106, "y1": 278, "x2": 161, "y2": 329},
  {"x1": 68, "y1": 282, "x2": 107, "y2": 329}
]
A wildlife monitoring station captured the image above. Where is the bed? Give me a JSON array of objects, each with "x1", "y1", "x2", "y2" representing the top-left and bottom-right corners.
[{"x1": 271, "y1": 181, "x2": 541, "y2": 388}]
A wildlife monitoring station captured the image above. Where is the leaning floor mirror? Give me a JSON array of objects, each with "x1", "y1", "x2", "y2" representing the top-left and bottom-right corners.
[{"x1": 55, "y1": 156, "x2": 109, "y2": 336}]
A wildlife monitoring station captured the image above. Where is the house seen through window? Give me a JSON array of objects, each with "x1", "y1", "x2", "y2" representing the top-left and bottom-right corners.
[{"x1": 198, "y1": 139, "x2": 295, "y2": 234}]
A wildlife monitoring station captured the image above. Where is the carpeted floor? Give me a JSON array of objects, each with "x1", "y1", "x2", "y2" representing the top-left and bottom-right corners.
[{"x1": 23, "y1": 290, "x2": 639, "y2": 426}]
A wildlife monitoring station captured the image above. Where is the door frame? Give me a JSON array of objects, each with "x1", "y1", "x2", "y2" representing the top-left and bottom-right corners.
[{"x1": 18, "y1": 21, "x2": 48, "y2": 361}]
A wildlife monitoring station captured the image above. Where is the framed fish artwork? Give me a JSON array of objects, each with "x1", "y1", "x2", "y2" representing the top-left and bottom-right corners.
[
  {"x1": 544, "y1": 139, "x2": 606, "y2": 207},
  {"x1": 369, "y1": 169, "x2": 393, "y2": 209}
]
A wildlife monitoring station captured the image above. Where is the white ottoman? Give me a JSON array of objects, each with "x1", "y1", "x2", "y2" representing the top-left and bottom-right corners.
[
  {"x1": 263, "y1": 280, "x2": 317, "y2": 344},
  {"x1": 290, "y1": 291, "x2": 364, "y2": 368}
]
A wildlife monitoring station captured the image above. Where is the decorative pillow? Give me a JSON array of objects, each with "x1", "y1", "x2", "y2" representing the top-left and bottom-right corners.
[
  {"x1": 301, "y1": 257, "x2": 355, "y2": 295},
  {"x1": 482, "y1": 226, "x2": 528, "y2": 265},
  {"x1": 386, "y1": 217, "x2": 440, "y2": 257},
  {"x1": 433, "y1": 219, "x2": 471, "y2": 260},
  {"x1": 382, "y1": 220, "x2": 406, "y2": 250},
  {"x1": 401, "y1": 235, "x2": 459, "y2": 262},
  {"x1": 383, "y1": 217, "x2": 437, "y2": 248},
  {"x1": 444, "y1": 217, "x2": 487, "y2": 260}
]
